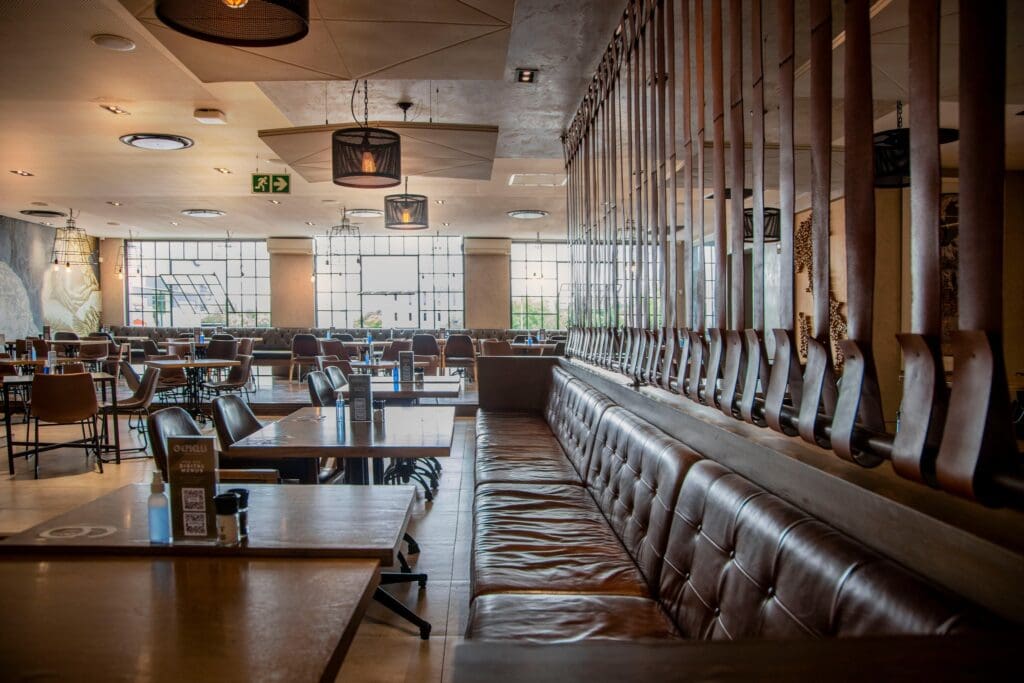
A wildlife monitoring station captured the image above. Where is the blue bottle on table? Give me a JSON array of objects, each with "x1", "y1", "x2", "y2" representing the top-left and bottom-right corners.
[{"x1": 392, "y1": 366, "x2": 399, "y2": 388}]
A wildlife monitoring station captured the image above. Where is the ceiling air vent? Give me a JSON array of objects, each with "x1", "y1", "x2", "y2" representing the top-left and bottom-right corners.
[{"x1": 507, "y1": 173, "x2": 567, "y2": 187}]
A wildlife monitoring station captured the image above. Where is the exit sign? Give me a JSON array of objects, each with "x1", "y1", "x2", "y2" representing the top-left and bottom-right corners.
[{"x1": 251, "y1": 173, "x2": 290, "y2": 194}]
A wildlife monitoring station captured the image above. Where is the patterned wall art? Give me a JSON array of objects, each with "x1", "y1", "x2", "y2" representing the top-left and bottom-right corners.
[
  {"x1": 0, "y1": 214, "x2": 101, "y2": 339},
  {"x1": 794, "y1": 211, "x2": 849, "y2": 371}
]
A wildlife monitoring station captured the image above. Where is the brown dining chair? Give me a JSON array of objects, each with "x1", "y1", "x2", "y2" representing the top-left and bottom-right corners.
[
  {"x1": 29, "y1": 373, "x2": 102, "y2": 478},
  {"x1": 204, "y1": 354, "x2": 253, "y2": 402},
  {"x1": 0, "y1": 353, "x2": 16, "y2": 377},
  {"x1": 58, "y1": 362, "x2": 87, "y2": 374},
  {"x1": 412, "y1": 333, "x2": 441, "y2": 358},
  {"x1": 147, "y1": 406, "x2": 201, "y2": 482},
  {"x1": 101, "y1": 365, "x2": 161, "y2": 454},
  {"x1": 142, "y1": 339, "x2": 161, "y2": 359},
  {"x1": 146, "y1": 354, "x2": 188, "y2": 396},
  {"x1": 315, "y1": 354, "x2": 339, "y2": 371},
  {"x1": 381, "y1": 339, "x2": 412, "y2": 362},
  {"x1": 206, "y1": 338, "x2": 238, "y2": 361},
  {"x1": 320, "y1": 339, "x2": 345, "y2": 358},
  {"x1": 443, "y1": 334, "x2": 477, "y2": 380},
  {"x1": 53, "y1": 331, "x2": 78, "y2": 357},
  {"x1": 307, "y1": 370, "x2": 336, "y2": 407},
  {"x1": 325, "y1": 365, "x2": 348, "y2": 390},
  {"x1": 237, "y1": 337, "x2": 255, "y2": 356},
  {"x1": 31, "y1": 337, "x2": 49, "y2": 359},
  {"x1": 167, "y1": 342, "x2": 191, "y2": 359},
  {"x1": 481, "y1": 340, "x2": 514, "y2": 356},
  {"x1": 77, "y1": 340, "x2": 109, "y2": 372},
  {"x1": 289, "y1": 333, "x2": 319, "y2": 382},
  {"x1": 212, "y1": 394, "x2": 336, "y2": 483}
]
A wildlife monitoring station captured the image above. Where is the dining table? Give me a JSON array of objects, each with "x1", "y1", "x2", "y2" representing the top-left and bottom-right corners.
[
  {"x1": 338, "y1": 376, "x2": 463, "y2": 401},
  {"x1": 2, "y1": 371, "x2": 120, "y2": 474},
  {"x1": 348, "y1": 359, "x2": 432, "y2": 375},
  {"x1": 227, "y1": 405, "x2": 456, "y2": 487},
  {"x1": 0, "y1": 554, "x2": 379, "y2": 683},
  {"x1": 144, "y1": 357, "x2": 240, "y2": 419}
]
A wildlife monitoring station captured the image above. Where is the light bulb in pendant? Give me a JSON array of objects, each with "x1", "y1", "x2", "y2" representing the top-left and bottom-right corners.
[
  {"x1": 401, "y1": 209, "x2": 411, "y2": 223},
  {"x1": 360, "y1": 150, "x2": 377, "y2": 174},
  {"x1": 64, "y1": 262, "x2": 72, "y2": 272},
  {"x1": 52, "y1": 260, "x2": 59, "y2": 272},
  {"x1": 222, "y1": 0, "x2": 248, "y2": 8},
  {"x1": 116, "y1": 270, "x2": 124, "y2": 281}
]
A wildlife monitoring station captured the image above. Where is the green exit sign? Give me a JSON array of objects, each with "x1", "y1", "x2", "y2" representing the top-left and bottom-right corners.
[{"x1": 251, "y1": 173, "x2": 290, "y2": 194}]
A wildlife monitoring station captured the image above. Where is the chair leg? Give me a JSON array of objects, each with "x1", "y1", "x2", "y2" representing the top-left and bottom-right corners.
[
  {"x1": 33, "y1": 418, "x2": 40, "y2": 479},
  {"x1": 372, "y1": 587, "x2": 431, "y2": 640},
  {"x1": 92, "y1": 416, "x2": 103, "y2": 473}
]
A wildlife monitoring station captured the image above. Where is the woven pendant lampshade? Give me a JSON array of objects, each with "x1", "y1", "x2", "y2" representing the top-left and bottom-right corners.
[
  {"x1": 50, "y1": 212, "x2": 97, "y2": 271},
  {"x1": 743, "y1": 207, "x2": 781, "y2": 243},
  {"x1": 332, "y1": 127, "x2": 401, "y2": 188},
  {"x1": 873, "y1": 101, "x2": 959, "y2": 188},
  {"x1": 155, "y1": 0, "x2": 309, "y2": 47},
  {"x1": 385, "y1": 178, "x2": 428, "y2": 230}
]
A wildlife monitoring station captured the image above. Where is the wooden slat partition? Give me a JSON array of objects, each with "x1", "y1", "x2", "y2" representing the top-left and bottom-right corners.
[{"x1": 561, "y1": 0, "x2": 1021, "y2": 509}]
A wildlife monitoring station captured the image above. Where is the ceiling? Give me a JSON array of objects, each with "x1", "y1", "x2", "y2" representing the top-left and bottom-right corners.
[{"x1": 0, "y1": 0, "x2": 1021, "y2": 242}]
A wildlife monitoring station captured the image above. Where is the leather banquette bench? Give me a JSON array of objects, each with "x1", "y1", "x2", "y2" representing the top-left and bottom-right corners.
[{"x1": 468, "y1": 360, "x2": 995, "y2": 641}]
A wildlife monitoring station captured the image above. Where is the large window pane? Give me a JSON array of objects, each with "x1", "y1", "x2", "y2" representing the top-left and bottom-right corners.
[{"x1": 510, "y1": 240, "x2": 570, "y2": 329}]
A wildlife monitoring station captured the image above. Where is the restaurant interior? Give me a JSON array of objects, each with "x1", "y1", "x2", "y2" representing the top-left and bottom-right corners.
[{"x1": 1, "y1": 0, "x2": 1022, "y2": 680}]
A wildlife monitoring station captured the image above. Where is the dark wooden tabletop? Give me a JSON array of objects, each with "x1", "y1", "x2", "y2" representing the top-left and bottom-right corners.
[
  {"x1": 145, "y1": 358, "x2": 241, "y2": 369},
  {"x1": 0, "y1": 554, "x2": 379, "y2": 683},
  {"x1": 339, "y1": 379, "x2": 462, "y2": 399},
  {"x1": 3, "y1": 371, "x2": 115, "y2": 385},
  {"x1": 452, "y1": 636, "x2": 1024, "y2": 682},
  {"x1": 227, "y1": 406, "x2": 456, "y2": 460},
  {"x1": 0, "y1": 483, "x2": 415, "y2": 563}
]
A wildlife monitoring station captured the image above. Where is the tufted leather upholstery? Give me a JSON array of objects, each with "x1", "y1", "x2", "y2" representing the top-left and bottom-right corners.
[
  {"x1": 585, "y1": 407, "x2": 701, "y2": 591},
  {"x1": 467, "y1": 364, "x2": 997, "y2": 643},
  {"x1": 472, "y1": 483, "x2": 650, "y2": 597},
  {"x1": 657, "y1": 459, "x2": 984, "y2": 639}
]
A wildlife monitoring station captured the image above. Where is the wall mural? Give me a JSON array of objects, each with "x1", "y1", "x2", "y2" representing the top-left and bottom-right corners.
[
  {"x1": 794, "y1": 211, "x2": 849, "y2": 371},
  {"x1": 0, "y1": 214, "x2": 101, "y2": 339}
]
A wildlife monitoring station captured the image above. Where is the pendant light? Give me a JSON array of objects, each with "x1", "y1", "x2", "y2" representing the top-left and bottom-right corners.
[
  {"x1": 743, "y1": 208, "x2": 781, "y2": 243},
  {"x1": 332, "y1": 80, "x2": 401, "y2": 188},
  {"x1": 873, "y1": 100, "x2": 959, "y2": 188},
  {"x1": 50, "y1": 210, "x2": 97, "y2": 271},
  {"x1": 154, "y1": 0, "x2": 309, "y2": 47},
  {"x1": 385, "y1": 177, "x2": 429, "y2": 230}
]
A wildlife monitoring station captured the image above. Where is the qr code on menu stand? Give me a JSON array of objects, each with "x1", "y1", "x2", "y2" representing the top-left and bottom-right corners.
[
  {"x1": 183, "y1": 512, "x2": 207, "y2": 537},
  {"x1": 181, "y1": 487, "x2": 206, "y2": 511}
]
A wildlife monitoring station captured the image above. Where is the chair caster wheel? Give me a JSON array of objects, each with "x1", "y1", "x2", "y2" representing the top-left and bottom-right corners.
[
  {"x1": 418, "y1": 577, "x2": 428, "y2": 589},
  {"x1": 419, "y1": 624, "x2": 431, "y2": 640}
]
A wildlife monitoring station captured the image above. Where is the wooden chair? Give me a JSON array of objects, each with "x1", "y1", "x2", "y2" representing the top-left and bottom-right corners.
[
  {"x1": 381, "y1": 339, "x2": 412, "y2": 362},
  {"x1": 28, "y1": 373, "x2": 102, "y2": 478}
]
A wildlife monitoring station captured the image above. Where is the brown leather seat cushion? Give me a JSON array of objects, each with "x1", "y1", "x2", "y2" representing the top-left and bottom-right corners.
[
  {"x1": 658, "y1": 459, "x2": 988, "y2": 639},
  {"x1": 472, "y1": 483, "x2": 649, "y2": 598},
  {"x1": 475, "y1": 412, "x2": 582, "y2": 487},
  {"x1": 467, "y1": 593, "x2": 678, "y2": 642}
]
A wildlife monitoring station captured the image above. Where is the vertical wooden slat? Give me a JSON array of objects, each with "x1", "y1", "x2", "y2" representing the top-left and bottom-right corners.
[
  {"x1": 891, "y1": 0, "x2": 945, "y2": 484},
  {"x1": 740, "y1": 0, "x2": 769, "y2": 426},
  {"x1": 936, "y1": 0, "x2": 1017, "y2": 503},
  {"x1": 832, "y1": 0, "x2": 885, "y2": 465},
  {"x1": 797, "y1": 0, "x2": 838, "y2": 447},
  {"x1": 710, "y1": 0, "x2": 727, "y2": 330},
  {"x1": 662, "y1": 0, "x2": 680, "y2": 389},
  {"x1": 678, "y1": 0, "x2": 696, "y2": 395}
]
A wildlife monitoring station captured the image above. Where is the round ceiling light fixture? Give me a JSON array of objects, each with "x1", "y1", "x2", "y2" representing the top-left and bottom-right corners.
[
  {"x1": 91, "y1": 34, "x2": 137, "y2": 51},
  {"x1": 20, "y1": 209, "x2": 67, "y2": 219},
  {"x1": 507, "y1": 210, "x2": 549, "y2": 220},
  {"x1": 346, "y1": 208, "x2": 383, "y2": 218},
  {"x1": 181, "y1": 209, "x2": 225, "y2": 218},
  {"x1": 155, "y1": 0, "x2": 309, "y2": 47},
  {"x1": 120, "y1": 133, "x2": 194, "y2": 151}
]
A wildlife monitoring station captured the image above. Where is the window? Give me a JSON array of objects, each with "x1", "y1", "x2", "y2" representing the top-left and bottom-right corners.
[
  {"x1": 695, "y1": 242, "x2": 716, "y2": 329},
  {"x1": 510, "y1": 241, "x2": 570, "y2": 330},
  {"x1": 125, "y1": 240, "x2": 271, "y2": 327},
  {"x1": 314, "y1": 234, "x2": 464, "y2": 329}
]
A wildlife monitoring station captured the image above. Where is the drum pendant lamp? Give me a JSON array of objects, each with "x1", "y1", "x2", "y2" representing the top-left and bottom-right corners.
[{"x1": 154, "y1": 0, "x2": 309, "y2": 48}]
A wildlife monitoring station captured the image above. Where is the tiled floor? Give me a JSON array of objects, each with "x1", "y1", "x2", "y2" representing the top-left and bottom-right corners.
[{"x1": 0, "y1": 406, "x2": 476, "y2": 683}]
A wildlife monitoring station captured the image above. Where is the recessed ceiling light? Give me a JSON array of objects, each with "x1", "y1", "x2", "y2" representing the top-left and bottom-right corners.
[
  {"x1": 120, "y1": 133, "x2": 194, "y2": 151},
  {"x1": 30, "y1": 201, "x2": 48, "y2": 206},
  {"x1": 107, "y1": 201, "x2": 122, "y2": 206},
  {"x1": 107, "y1": 222, "x2": 120, "y2": 226},
  {"x1": 170, "y1": 221, "x2": 179, "y2": 226},
  {"x1": 442, "y1": 222, "x2": 451, "y2": 227},
  {"x1": 515, "y1": 67, "x2": 538, "y2": 83},
  {"x1": 346, "y1": 208, "x2": 383, "y2": 218},
  {"x1": 181, "y1": 209, "x2": 224, "y2": 218},
  {"x1": 20, "y1": 209, "x2": 66, "y2": 218},
  {"x1": 100, "y1": 104, "x2": 130, "y2": 115},
  {"x1": 91, "y1": 34, "x2": 136, "y2": 52},
  {"x1": 434, "y1": 199, "x2": 445, "y2": 205},
  {"x1": 507, "y1": 210, "x2": 549, "y2": 220},
  {"x1": 305, "y1": 221, "x2": 316, "y2": 226},
  {"x1": 10, "y1": 169, "x2": 34, "y2": 176},
  {"x1": 268, "y1": 199, "x2": 281, "y2": 205},
  {"x1": 214, "y1": 167, "x2": 232, "y2": 174}
]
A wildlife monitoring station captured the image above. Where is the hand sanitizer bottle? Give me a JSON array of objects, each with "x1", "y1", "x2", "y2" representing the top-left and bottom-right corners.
[{"x1": 148, "y1": 471, "x2": 171, "y2": 544}]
